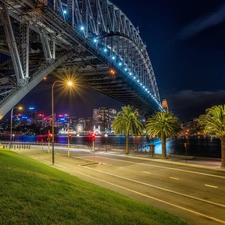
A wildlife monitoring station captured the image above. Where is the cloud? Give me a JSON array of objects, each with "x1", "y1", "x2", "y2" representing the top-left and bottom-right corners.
[
  {"x1": 177, "y1": 3, "x2": 225, "y2": 39},
  {"x1": 166, "y1": 90, "x2": 225, "y2": 121}
]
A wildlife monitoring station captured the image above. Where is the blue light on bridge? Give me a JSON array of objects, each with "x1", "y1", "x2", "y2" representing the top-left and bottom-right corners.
[
  {"x1": 80, "y1": 26, "x2": 85, "y2": 31},
  {"x1": 86, "y1": 32, "x2": 159, "y2": 108},
  {"x1": 63, "y1": 10, "x2": 67, "y2": 14}
]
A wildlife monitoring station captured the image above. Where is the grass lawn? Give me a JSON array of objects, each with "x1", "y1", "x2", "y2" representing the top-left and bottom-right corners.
[{"x1": 0, "y1": 149, "x2": 191, "y2": 225}]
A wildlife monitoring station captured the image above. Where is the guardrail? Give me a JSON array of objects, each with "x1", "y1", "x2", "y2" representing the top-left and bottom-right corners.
[{"x1": 0, "y1": 141, "x2": 153, "y2": 154}]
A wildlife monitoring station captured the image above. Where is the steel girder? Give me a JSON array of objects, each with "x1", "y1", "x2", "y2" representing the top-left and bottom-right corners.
[
  {"x1": 0, "y1": 51, "x2": 73, "y2": 119},
  {"x1": 55, "y1": 0, "x2": 161, "y2": 102},
  {"x1": 0, "y1": 0, "x2": 163, "y2": 119}
]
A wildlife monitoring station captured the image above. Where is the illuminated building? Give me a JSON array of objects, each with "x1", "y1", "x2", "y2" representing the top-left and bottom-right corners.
[{"x1": 93, "y1": 107, "x2": 117, "y2": 132}]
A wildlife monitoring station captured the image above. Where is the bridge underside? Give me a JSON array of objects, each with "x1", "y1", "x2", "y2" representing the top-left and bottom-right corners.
[
  {"x1": 0, "y1": 0, "x2": 162, "y2": 119},
  {"x1": 57, "y1": 61, "x2": 160, "y2": 115}
]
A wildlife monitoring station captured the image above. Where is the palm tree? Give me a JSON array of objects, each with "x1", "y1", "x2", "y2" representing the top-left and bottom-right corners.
[
  {"x1": 112, "y1": 105, "x2": 143, "y2": 154},
  {"x1": 146, "y1": 111, "x2": 181, "y2": 158},
  {"x1": 198, "y1": 105, "x2": 225, "y2": 168}
]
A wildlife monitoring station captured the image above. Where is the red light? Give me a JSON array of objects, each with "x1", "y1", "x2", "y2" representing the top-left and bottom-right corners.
[{"x1": 91, "y1": 133, "x2": 96, "y2": 141}]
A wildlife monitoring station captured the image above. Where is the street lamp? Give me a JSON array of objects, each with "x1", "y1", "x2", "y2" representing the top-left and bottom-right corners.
[
  {"x1": 10, "y1": 106, "x2": 22, "y2": 148},
  {"x1": 52, "y1": 80, "x2": 73, "y2": 165}
]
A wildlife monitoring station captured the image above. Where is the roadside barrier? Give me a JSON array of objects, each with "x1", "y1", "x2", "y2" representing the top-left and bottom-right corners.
[{"x1": 0, "y1": 141, "x2": 154, "y2": 155}]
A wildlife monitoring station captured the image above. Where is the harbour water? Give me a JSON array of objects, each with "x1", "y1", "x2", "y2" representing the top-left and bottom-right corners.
[{"x1": 0, "y1": 135, "x2": 221, "y2": 158}]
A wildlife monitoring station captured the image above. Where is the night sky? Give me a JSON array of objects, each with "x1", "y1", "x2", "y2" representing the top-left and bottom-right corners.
[{"x1": 3, "y1": 0, "x2": 225, "y2": 121}]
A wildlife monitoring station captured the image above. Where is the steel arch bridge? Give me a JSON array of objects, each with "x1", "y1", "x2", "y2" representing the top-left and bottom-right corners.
[{"x1": 0, "y1": 0, "x2": 163, "y2": 119}]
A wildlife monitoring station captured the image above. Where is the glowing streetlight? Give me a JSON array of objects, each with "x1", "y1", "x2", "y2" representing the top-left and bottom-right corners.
[
  {"x1": 10, "y1": 106, "x2": 22, "y2": 148},
  {"x1": 52, "y1": 80, "x2": 73, "y2": 165}
]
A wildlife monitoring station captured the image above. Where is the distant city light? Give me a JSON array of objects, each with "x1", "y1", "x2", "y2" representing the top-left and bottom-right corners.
[{"x1": 29, "y1": 107, "x2": 34, "y2": 110}]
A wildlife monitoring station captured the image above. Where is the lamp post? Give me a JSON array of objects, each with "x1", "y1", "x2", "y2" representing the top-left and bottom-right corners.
[
  {"x1": 10, "y1": 106, "x2": 22, "y2": 148},
  {"x1": 52, "y1": 80, "x2": 73, "y2": 165}
]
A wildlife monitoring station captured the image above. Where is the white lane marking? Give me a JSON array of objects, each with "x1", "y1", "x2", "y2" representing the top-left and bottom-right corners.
[
  {"x1": 76, "y1": 170, "x2": 225, "y2": 225},
  {"x1": 95, "y1": 154, "x2": 225, "y2": 179},
  {"x1": 141, "y1": 171, "x2": 151, "y2": 174},
  {"x1": 205, "y1": 184, "x2": 218, "y2": 189},
  {"x1": 170, "y1": 177, "x2": 179, "y2": 180},
  {"x1": 83, "y1": 166, "x2": 225, "y2": 208}
]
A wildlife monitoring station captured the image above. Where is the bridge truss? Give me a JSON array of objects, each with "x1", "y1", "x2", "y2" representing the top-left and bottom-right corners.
[{"x1": 0, "y1": 0, "x2": 163, "y2": 119}]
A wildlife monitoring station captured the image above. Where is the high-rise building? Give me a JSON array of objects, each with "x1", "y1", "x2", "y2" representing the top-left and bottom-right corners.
[
  {"x1": 92, "y1": 107, "x2": 117, "y2": 133},
  {"x1": 27, "y1": 106, "x2": 36, "y2": 124}
]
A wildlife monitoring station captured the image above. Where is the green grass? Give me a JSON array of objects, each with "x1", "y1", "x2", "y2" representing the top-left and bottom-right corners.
[{"x1": 0, "y1": 149, "x2": 190, "y2": 225}]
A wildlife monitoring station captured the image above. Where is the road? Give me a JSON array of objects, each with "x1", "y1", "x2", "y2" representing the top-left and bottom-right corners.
[{"x1": 14, "y1": 146, "x2": 225, "y2": 225}]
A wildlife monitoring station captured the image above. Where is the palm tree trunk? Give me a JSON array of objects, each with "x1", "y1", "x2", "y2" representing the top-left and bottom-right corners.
[
  {"x1": 125, "y1": 131, "x2": 129, "y2": 154},
  {"x1": 221, "y1": 138, "x2": 225, "y2": 168},
  {"x1": 161, "y1": 137, "x2": 167, "y2": 158}
]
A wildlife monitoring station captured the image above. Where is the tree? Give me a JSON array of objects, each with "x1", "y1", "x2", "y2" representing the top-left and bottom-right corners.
[
  {"x1": 112, "y1": 105, "x2": 143, "y2": 154},
  {"x1": 146, "y1": 111, "x2": 181, "y2": 158},
  {"x1": 198, "y1": 105, "x2": 225, "y2": 168}
]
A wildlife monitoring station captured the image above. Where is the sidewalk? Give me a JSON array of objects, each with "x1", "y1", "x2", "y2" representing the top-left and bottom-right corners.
[{"x1": 11, "y1": 145, "x2": 224, "y2": 170}]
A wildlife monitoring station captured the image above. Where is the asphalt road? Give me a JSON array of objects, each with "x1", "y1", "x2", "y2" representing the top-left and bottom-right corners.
[{"x1": 12, "y1": 146, "x2": 225, "y2": 225}]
